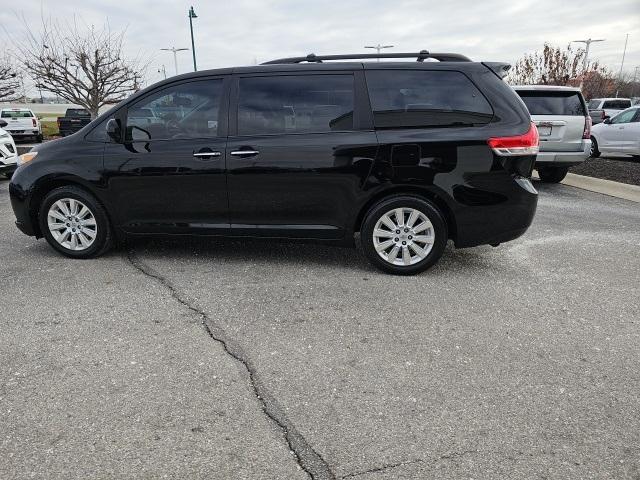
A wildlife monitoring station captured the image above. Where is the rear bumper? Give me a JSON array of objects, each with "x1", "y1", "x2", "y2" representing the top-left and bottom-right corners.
[
  {"x1": 6, "y1": 130, "x2": 40, "y2": 137},
  {"x1": 453, "y1": 176, "x2": 538, "y2": 248},
  {"x1": 535, "y1": 141, "x2": 591, "y2": 166}
]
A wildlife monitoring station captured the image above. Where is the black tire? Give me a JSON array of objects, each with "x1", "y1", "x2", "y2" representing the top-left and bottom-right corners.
[
  {"x1": 361, "y1": 195, "x2": 447, "y2": 275},
  {"x1": 538, "y1": 166, "x2": 569, "y2": 183},
  {"x1": 35, "y1": 134, "x2": 43, "y2": 143},
  {"x1": 590, "y1": 137, "x2": 600, "y2": 158},
  {"x1": 38, "y1": 186, "x2": 113, "y2": 258}
]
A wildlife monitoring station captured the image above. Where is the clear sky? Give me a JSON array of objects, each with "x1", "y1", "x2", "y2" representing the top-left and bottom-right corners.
[{"x1": 2, "y1": 0, "x2": 639, "y2": 91}]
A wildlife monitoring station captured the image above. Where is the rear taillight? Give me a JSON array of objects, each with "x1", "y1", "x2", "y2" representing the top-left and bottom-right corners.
[
  {"x1": 601, "y1": 110, "x2": 606, "y2": 120},
  {"x1": 488, "y1": 123, "x2": 539, "y2": 156},
  {"x1": 32, "y1": 118, "x2": 37, "y2": 127},
  {"x1": 583, "y1": 116, "x2": 591, "y2": 139}
]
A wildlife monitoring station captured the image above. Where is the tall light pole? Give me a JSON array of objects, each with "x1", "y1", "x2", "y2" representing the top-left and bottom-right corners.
[
  {"x1": 615, "y1": 33, "x2": 629, "y2": 98},
  {"x1": 160, "y1": 47, "x2": 189, "y2": 76},
  {"x1": 571, "y1": 38, "x2": 605, "y2": 72},
  {"x1": 365, "y1": 44, "x2": 394, "y2": 61},
  {"x1": 188, "y1": 6, "x2": 198, "y2": 71}
]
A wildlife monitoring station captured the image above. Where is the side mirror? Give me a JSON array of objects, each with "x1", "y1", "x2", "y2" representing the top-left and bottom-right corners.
[
  {"x1": 603, "y1": 117, "x2": 611, "y2": 124},
  {"x1": 0, "y1": 120, "x2": 7, "y2": 128},
  {"x1": 106, "y1": 118, "x2": 121, "y2": 142}
]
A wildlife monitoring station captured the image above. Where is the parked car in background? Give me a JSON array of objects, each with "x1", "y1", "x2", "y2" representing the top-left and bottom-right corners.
[
  {"x1": 513, "y1": 85, "x2": 590, "y2": 183},
  {"x1": 588, "y1": 98, "x2": 632, "y2": 125},
  {"x1": 0, "y1": 120, "x2": 18, "y2": 178},
  {"x1": 590, "y1": 106, "x2": 640, "y2": 158},
  {"x1": 57, "y1": 109, "x2": 92, "y2": 137},
  {"x1": 9, "y1": 50, "x2": 540, "y2": 275},
  {"x1": 0, "y1": 108, "x2": 43, "y2": 142}
]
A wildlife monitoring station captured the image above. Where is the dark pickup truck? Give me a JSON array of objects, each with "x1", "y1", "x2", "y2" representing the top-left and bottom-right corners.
[{"x1": 57, "y1": 109, "x2": 92, "y2": 137}]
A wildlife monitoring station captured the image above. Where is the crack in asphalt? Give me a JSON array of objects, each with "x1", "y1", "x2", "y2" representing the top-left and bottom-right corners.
[
  {"x1": 126, "y1": 249, "x2": 335, "y2": 480},
  {"x1": 341, "y1": 449, "x2": 478, "y2": 478},
  {"x1": 341, "y1": 459, "x2": 424, "y2": 479}
]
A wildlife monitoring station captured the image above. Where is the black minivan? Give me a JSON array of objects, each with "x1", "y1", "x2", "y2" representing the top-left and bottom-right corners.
[{"x1": 9, "y1": 51, "x2": 539, "y2": 274}]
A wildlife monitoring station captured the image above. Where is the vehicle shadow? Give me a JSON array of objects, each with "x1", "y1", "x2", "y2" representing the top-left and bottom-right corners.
[{"x1": 123, "y1": 236, "x2": 498, "y2": 276}]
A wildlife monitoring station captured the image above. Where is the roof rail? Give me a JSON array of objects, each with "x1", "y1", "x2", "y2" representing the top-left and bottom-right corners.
[{"x1": 261, "y1": 50, "x2": 472, "y2": 65}]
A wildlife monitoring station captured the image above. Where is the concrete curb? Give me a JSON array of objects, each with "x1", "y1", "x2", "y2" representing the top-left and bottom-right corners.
[{"x1": 561, "y1": 173, "x2": 640, "y2": 203}]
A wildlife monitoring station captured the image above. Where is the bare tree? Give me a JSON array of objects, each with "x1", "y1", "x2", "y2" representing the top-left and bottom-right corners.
[
  {"x1": 507, "y1": 43, "x2": 610, "y2": 90},
  {"x1": 0, "y1": 55, "x2": 21, "y2": 103},
  {"x1": 15, "y1": 17, "x2": 145, "y2": 118}
]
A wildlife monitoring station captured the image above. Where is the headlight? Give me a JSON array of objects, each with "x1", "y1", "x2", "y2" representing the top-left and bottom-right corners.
[
  {"x1": 0, "y1": 133, "x2": 9, "y2": 139},
  {"x1": 18, "y1": 152, "x2": 38, "y2": 166}
]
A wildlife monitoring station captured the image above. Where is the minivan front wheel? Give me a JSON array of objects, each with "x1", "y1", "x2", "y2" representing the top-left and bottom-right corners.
[
  {"x1": 361, "y1": 196, "x2": 447, "y2": 275},
  {"x1": 38, "y1": 186, "x2": 113, "y2": 258}
]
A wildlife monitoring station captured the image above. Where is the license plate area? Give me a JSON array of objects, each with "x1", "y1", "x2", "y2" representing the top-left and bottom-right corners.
[{"x1": 538, "y1": 125, "x2": 552, "y2": 136}]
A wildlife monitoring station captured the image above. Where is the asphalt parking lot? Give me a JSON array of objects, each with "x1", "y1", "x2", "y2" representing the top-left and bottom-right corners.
[{"x1": 1, "y1": 178, "x2": 639, "y2": 479}]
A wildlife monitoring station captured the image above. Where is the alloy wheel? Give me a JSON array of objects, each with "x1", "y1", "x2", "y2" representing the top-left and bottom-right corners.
[
  {"x1": 47, "y1": 198, "x2": 97, "y2": 251},
  {"x1": 372, "y1": 207, "x2": 435, "y2": 266}
]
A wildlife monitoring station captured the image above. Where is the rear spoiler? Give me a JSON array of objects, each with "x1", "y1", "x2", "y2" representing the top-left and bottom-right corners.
[{"x1": 483, "y1": 62, "x2": 511, "y2": 79}]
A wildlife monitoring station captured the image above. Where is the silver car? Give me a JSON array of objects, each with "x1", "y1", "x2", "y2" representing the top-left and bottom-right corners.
[{"x1": 513, "y1": 85, "x2": 591, "y2": 183}]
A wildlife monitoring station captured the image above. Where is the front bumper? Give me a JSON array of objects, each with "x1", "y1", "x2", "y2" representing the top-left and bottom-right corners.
[
  {"x1": 0, "y1": 157, "x2": 17, "y2": 175},
  {"x1": 535, "y1": 140, "x2": 591, "y2": 166}
]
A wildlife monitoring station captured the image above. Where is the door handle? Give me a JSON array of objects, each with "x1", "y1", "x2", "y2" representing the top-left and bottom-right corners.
[
  {"x1": 193, "y1": 151, "x2": 221, "y2": 157},
  {"x1": 230, "y1": 150, "x2": 259, "y2": 156}
]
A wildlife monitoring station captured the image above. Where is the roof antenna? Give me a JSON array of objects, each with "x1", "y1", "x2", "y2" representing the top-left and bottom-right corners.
[
  {"x1": 416, "y1": 50, "x2": 430, "y2": 62},
  {"x1": 305, "y1": 53, "x2": 322, "y2": 63}
]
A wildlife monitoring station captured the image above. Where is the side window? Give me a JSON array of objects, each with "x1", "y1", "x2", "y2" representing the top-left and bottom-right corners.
[
  {"x1": 611, "y1": 109, "x2": 637, "y2": 124},
  {"x1": 125, "y1": 79, "x2": 223, "y2": 142},
  {"x1": 365, "y1": 70, "x2": 493, "y2": 129},
  {"x1": 238, "y1": 75, "x2": 354, "y2": 135},
  {"x1": 587, "y1": 99, "x2": 601, "y2": 109}
]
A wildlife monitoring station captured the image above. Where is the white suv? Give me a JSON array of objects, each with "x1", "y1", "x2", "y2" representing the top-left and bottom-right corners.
[
  {"x1": 0, "y1": 121, "x2": 18, "y2": 178},
  {"x1": 0, "y1": 108, "x2": 43, "y2": 143},
  {"x1": 513, "y1": 86, "x2": 591, "y2": 183}
]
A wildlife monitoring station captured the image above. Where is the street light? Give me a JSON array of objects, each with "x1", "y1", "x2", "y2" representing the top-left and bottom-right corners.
[
  {"x1": 571, "y1": 38, "x2": 605, "y2": 73},
  {"x1": 365, "y1": 44, "x2": 394, "y2": 62},
  {"x1": 188, "y1": 6, "x2": 198, "y2": 72},
  {"x1": 615, "y1": 33, "x2": 629, "y2": 98},
  {"x1": 160, "y1": 47, "x2": 189, "y2": 76}
]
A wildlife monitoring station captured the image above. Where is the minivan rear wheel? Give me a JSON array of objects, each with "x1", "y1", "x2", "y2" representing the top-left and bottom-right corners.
[
  {"x1": 361, "y1": 196, "x2": 447, "y2": 275},
  {"x1": 38, "y1": 186, "x2": 113, "y2": 258},
  {"x1": 538, "y1": 166, "x2": 569, "y2": 183}
]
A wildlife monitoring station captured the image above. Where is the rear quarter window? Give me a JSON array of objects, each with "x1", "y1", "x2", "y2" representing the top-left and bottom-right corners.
[
  {"x1": 516, "y1": 91, "x2": 586, "y2": 116},
  {"x1": 365, "y1": 70, "x2": 493, "y2": 129}
]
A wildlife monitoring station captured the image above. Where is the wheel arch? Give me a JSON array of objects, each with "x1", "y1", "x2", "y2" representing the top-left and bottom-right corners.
[
  {"x1": 354, "y1": 187, "x2": 456, "y2": 242},
  {"x1": 29, "y1": 176, "x2": 111, "y2": 238}
]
